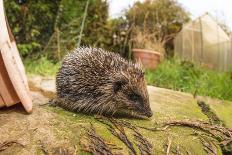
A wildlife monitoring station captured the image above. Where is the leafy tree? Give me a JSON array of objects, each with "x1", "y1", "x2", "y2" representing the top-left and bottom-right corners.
[
  {"x1": 126, "y1": 0, "x2": 190, "y2": 56},
  {"x1": 4, "y1": 0, "x2": 111, "y2": 60},
  {"x1": 42, "y1": 0, "x2": 112, "y2": 61},
  {"x1": 81, "y1": 0, "x2": 110, "y2": 48},
  {"x1": 4, "y1": 0, "x2": 60, "y2": 57},
  {"x1": 106, "y1": 17, "x2": 132, "y2": 58},
  {"x1": 4, "y1": 0, "x2": 189, "y2": 60}
]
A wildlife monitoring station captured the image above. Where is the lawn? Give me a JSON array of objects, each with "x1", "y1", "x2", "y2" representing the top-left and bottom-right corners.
[
  {"x1": 24, "y1": 57, "x2": 60, "y2": 76},
  {"x1": 24, "y1": 57, "x2": 232, "y2": 101},
  {"x1": 145, "y1": 59, "x2": 232, "y2": 101}
]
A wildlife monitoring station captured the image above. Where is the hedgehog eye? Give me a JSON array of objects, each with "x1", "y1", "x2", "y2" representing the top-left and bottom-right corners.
[
  {"x1": 129, "y1": 93, "x2": 141, "y2": 102},
  {"x1": 113, "y1": 80, "x2": 126, "y2": 93}
]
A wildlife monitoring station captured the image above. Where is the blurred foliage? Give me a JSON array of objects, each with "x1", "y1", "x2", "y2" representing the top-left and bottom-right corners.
[
  {"x1": 145, "y1": 59, "x2": 232, "y2": 101},
  {"x1": 126, "y1": 0, "x2": 190, "y2": 56},
  {"x1": 41, "y1": 0, "x2": 112, "y2": 61},
  {"x1": 50, "y1": 0, "x2": 131, "y2": 60},
  {"x1": 24, "y1": 56, "x2": 60, "y2": 76},
  {"x1": 4, "y1": 0, "x2": 60, "y2": 57},
  {"x1": 4, "y1": 0, "x2": 190, "y2": 60},
  {"x1": 4, "y1": 0, "x2": 129, "y2": 60},
  {"x1": 57, "y1": 0, "x2": 110, "y2": 49},
  {"x1": 106, "y1": 17, "x2": 132, "y2": 58}
]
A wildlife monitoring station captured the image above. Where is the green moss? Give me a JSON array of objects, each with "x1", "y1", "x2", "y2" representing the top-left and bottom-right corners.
[
  {"x1": 148, "y1": 86, "x2": 208, "y2": 122},
  {"x1": 44, "y1": 105, "x2": 219, "y2": 154},
  {"x1": 46, "y1": 106, "x2": 130, "y2": 154},
  {"x1": 41, "y1": 85, "x2": 230, "y2": 154},
  {"x1": 197, "y1": 100, "x2": 223, "y2": 125},
  {"x1": 208, "y1": 100, "x2": 232, "y2": 128}
]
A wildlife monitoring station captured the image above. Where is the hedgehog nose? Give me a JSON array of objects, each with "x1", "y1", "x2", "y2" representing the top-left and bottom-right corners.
[{"x1": 146, "y1": 111, "x2": 153, "y2": 118}]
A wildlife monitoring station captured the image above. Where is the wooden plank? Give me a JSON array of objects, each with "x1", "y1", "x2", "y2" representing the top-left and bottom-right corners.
[
  {"x1": 0, "y1": 95, "x2": 4, "y2": 107},
  {"x1": 0, "y1": 0, "x2": 32, "y2": 113},
  {"x1": 11, "y1": 42, "x2": 29, "y2": 90},
  {"x1": 0, "y1": 0, "x2": 10, "y2": 44},
  {"x1": 0, "y1": 53, "x2": 20, "y2": 106},
  {"x1": 1, "y1": 43, "x2": 33, "y2": 113},
  {"x1": 6, "y1": 17, "x2": 29, "y2": 90}
]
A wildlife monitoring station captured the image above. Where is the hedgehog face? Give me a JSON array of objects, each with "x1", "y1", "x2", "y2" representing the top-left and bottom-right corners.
[{"x1": 113, "y1": 71, "x2": 153, "y2": 118}]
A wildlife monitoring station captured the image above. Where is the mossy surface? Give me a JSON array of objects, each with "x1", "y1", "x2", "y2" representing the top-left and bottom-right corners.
[
  {"x1": 48, "y1": 106, "x2": 212, "y2": 155},
  {"x1": 45, "y1": 86, "x2": 226, "y2": 155},
  {"x1": 207, "y1": 100, "x2": 232, "y2": 128},
  {"x1": 2, "y1": 84, "x2": 230, "y2": 154}
]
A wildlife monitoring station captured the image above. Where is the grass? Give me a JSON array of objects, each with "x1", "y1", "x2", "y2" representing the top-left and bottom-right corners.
[
  {"x1": 145, "y1": 59, "x2": 232, "y2": 101},
  {"x1": 24, "y1": 57, "x2": 60, "y2": 76},
  {"x1": 24, "y1": 56, "x2": 232, "y2": 101}
]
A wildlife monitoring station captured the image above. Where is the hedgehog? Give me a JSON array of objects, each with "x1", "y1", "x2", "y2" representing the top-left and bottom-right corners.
[{"x1": 54, "y1": 47, "x2": 153, "y2": 118}]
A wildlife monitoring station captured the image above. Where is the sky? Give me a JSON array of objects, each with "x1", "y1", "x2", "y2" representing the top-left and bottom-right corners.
[{"x1": 109, "y1": 0, "x2": 232, "y2": 30}]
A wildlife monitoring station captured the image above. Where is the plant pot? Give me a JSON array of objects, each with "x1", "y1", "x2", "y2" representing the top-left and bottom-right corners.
[
  {"x1": 0, "y1": 0, "x2": 32, "y2": 113},
  {"x1": 0, "y1": 54, "x2": 21, "y2": 107},
  {"x1": 132, "y1": 49, "x2": 162, "y2": 70}
]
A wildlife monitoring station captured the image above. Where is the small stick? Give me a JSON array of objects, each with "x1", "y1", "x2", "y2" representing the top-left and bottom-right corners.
[
  {"x1": 0, "y1": 140, "x2": 24, "y2": 152},
  {"x1": 166, "y1": 137, "x2": 172, "y2": 155}
]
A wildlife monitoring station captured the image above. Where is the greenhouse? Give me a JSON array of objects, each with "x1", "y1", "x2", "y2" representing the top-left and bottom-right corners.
[{"x1": 174, "y1": 13, "x2": 232, "y2": 71}]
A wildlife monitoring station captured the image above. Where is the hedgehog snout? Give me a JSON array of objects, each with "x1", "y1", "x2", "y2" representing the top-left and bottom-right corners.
[
  {"x1": 142, "y1": 100, "x2": 153, "y2": 118},
  {"x1": 145, "y1": 110, "x2": 153, "y2": 118},
  {"x1": 133, "y1": 100, "x2": 153, "y2": 118}
]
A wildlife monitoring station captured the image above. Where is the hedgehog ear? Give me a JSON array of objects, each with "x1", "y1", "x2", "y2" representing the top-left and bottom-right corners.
[
  {"x1": 113, "y1": 79, "x2": 127, "y2": 93},
  {"x1": 139, "y1": 71, "x2": 145, "y2": 78}
]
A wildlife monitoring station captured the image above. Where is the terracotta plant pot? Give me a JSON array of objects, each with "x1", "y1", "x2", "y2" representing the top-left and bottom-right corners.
[
  {"x1": 132, "y1": 49, "x2": 162, "y2": 70},
  {"x1": 0, "y1": 0, "x2": 32, "y2": 113}
]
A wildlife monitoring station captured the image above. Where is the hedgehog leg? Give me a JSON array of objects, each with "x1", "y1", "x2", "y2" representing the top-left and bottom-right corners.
[
  {"x1": 50, "y1": 97, "x2": 90, "y2": 113},
  {"x1": 48, "y1": 97, "x2": 64, "y2": 107}
]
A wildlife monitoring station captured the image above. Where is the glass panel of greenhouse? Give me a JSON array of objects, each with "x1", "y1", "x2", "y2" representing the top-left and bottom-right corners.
[{"x1": 174, "y1": 13, "x2": 232, "y2": 71}]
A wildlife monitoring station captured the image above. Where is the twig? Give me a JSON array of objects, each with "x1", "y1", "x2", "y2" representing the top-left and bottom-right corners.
[
  {"x1": 165, "y1": 120, "x2": 232, "y2": 140},
  {"x1": 0, "y1": 140, "x2": 25, "y2": 152},
  {"x1": 200, "y1": 137, "x2": 217, "y2": 155},
  {"x1": 81, "y1": 124, "x2": 122, "y2": 155},
  {"x1": 95, "y1": 117, "x2": 137, "y2": 154},
  {"x1": 96, "y1": 117, "x2": 155, "y2": 155},
  {"x1": 166, "y1": 137, "x2": 172, "y2": 155},
  {"x1": 186, "y1": 149, "x2": 192, "y2": 155},
  {"x1": 134, "y1": 130, "x2": 153, "y2": 155},
  {"x1": 137, "y1": 125, "x2": 169, "y2": 132},
  {"x1": 117, "y1": 120, "x2": 153, "y2": 155},
  {"x1": 108, "y1": 119, "x2": 137, "y2": 155},
  {"x1": 175, "y1": 145, "x2": 181, "y2": 155},
  {"x1": 38, "y1": 140, "x2": 48, "y2": 155},
  {"x1": 165, "y1": 119, "x2": 232, "y2": 153}
]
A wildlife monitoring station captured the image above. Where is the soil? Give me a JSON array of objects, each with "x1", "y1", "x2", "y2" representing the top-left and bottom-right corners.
[{"x1": 0, "y1": 75, "x2": 231, "y2": 155}]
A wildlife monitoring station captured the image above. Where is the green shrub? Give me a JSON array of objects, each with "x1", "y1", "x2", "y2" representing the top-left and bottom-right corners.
[
  {"x1": 4, "y1": 0, "x2": 60, "y2": 57},
  {"x1": 145, "y1": 59, "x2": 232, "y2": 101},
  {"x1": 24, "y1": 57, "x2": 60, "y2": 76}
]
